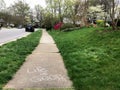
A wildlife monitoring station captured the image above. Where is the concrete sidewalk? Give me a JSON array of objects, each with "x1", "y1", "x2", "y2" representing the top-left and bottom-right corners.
[{"x1": 4, "y1": 29, "x2": 73, "y2": 90}]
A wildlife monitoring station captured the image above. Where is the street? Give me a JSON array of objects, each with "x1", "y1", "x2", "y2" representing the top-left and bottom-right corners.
[{"x1": 0, "y1": 28, "x2": 30, "y2": 45}]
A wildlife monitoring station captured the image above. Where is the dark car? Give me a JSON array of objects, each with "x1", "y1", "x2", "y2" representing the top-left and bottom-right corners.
[{"x1": 25, "y1": 24, "x2": 34, "y2": 32}]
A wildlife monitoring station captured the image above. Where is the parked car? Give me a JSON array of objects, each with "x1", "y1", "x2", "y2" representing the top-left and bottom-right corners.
[{"x1": 25, "y1": 24, "x2": 34, "y2": 32}]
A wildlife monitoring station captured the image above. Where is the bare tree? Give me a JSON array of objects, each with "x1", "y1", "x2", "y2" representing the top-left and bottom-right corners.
[
  {"x1": 100, "y1": 0, "x2": 120, "y2": 30},
  {"x1": 63, "y1": 0, "x2": 77, "y2": 24},
  {"x1": 10, "y1": 0, "x2": 30, "y2": 25},
  {"x1": 76, "y1": 0, "x2": 89, "y2": 27},
  {"x1": 45, "y1": 0, "x2": 64, "y2": 22},
  {"x1": 34, "y1": 5, "x2": 45, "y2": 27}
]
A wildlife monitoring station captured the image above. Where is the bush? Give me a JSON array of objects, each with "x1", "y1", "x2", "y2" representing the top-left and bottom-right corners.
[
  {"x1": 61, "y1": 23, "x2": 76, "y2": 30},
  {"x1": 62, "y1": 27, "x2": 81, "y2": 32},
  {"x1": 96, "y1": 20, "x2": 104, "y2": 27},
  {"x1": 42, "y1": 14, "x2": 54, "y2": 30},
  {"x1": 44, "y1": 18, "x2": 52, "y2": 30}
]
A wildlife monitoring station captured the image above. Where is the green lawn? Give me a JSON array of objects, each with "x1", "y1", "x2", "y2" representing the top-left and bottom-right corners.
[
  {"x1": 0, "y1": 30, "x2": 41, "y2": 89},
  {"x1": 49, "y1": 28, "x2": 120, "y2": 90}
]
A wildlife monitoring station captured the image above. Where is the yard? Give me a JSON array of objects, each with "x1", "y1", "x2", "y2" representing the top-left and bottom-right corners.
[{"x1": 49, "y1": 27, "x2": 120, "y2": 90}]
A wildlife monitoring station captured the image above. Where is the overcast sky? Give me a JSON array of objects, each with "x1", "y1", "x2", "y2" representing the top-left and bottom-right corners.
[{"x1": 4, "y1": 0, "x2": 46, "y2": 9}]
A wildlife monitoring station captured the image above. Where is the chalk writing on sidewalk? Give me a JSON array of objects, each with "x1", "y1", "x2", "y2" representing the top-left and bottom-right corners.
[
  {"x1": 27, "y1": 66, "x2": 67, "y2": 82},
  {"x1": 30, "y1": 74, "x2": 66, "y2": 82},
  {"x1": 27, "y1": 66, "x2": 48, "y2": 75}
]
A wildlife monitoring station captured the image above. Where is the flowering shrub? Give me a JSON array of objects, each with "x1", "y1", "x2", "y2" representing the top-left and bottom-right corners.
[
  {"x1": 53, "y1": 22, "x2": 63, "y2": 30},
  {"x1": 96, "y1": 20, "x2": 104, "y2": 27}
]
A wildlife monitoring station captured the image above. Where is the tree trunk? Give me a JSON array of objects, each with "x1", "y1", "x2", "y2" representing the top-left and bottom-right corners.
[
  {"x1": 111, "y1": 21, "x2": 117, "y2": 30},
  {"x1": 83, "y1": 0, "x2": 89, "y2": 27},
  {"x1": 111, "y1": 0, "x2": 117, "y2": 30}
]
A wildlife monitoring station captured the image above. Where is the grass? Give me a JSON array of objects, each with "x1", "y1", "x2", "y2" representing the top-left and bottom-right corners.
[
  {"x1": 0, "y1": 30, "x2": 41, "y2": 89},
  {"x1": 49, "y1": 27, "x2": 120, "y2": 90}
]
